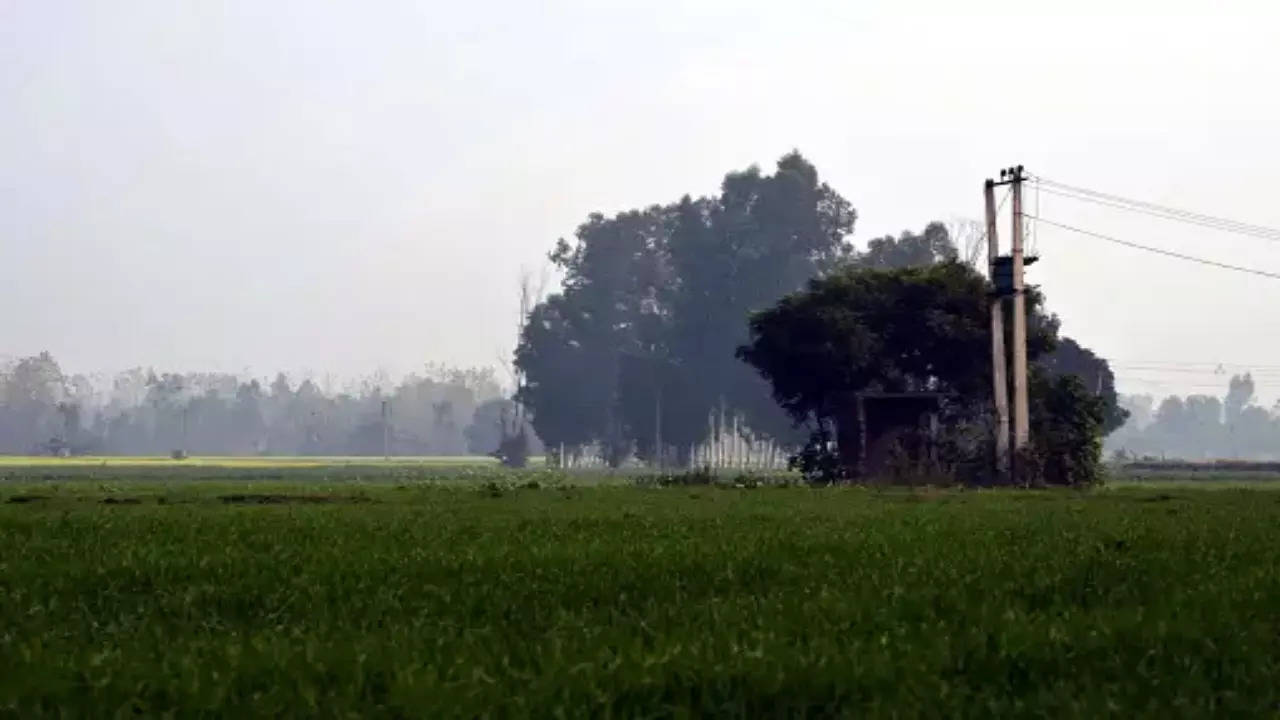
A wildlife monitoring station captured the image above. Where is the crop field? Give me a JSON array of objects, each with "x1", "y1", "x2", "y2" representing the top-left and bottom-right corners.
[{"x1": 3, "y1": 463, "x2": 1280, "y2": 716}]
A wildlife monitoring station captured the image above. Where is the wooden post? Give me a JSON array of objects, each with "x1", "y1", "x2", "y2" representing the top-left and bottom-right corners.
[
  {"x1": 1010, "y1": 166, "x2": 1030, "y2": 479},
  {"x1": 985, "y1": 179, "x2": 1010, "y2": 481}
]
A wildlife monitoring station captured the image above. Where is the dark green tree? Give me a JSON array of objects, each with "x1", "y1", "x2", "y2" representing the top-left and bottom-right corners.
[
  {"x1": 516, "y1": 152, "x2": 855, "y2": 465},
  {"x1": 662, "y1": 152, "x2": 855, "y2": 449},
  {"x1": 1026, "y1": 370, "x2": 1106, "y2": 486},
  {"x1": 517, "y1": 206, "x2": 672, "y2": 466},
  {"x1": 739, "y1": 257, "x2": 1107, "y2": 485},
  {"x1": 1037, "y1": 336, "x2": 1129, "y2": 435},
  {"x1": 738, "y1": 261, "x2": 993, "y2": 475}
]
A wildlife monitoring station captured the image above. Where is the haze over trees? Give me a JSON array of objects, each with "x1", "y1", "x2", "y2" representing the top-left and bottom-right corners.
[
  {"x1": 1110, "y1": 373, "x2": 1280, "y2": 461},
  {"x1": 0, "y1": 353, "x2": 527, "y2": 457}
]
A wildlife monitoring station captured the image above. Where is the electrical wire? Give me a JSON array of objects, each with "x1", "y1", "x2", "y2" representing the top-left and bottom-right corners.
[
  {"x1": 1031, "y1": 175, "x2": 1280, "y2": 242},
  {"x1": 1025, "y1": 215, "x2": 1280, "y2": 281},
  {"x1": 1031, "y1": 176, "x2": 1041, "y2": 255},
  {"x1": 1035, "y1": 176, "x2": 1277, "y2": 229},
  {"x1": 1034, "y1": 185, "x2": 1280, "y2": 243},
  {"x1": 1109, "y1": 360, "x2": 1280, "y2": 371}
]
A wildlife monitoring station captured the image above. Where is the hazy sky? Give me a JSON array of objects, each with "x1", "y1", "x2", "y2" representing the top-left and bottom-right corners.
[{"x1": 4, "y1": 1, "x2": 1279, "y2": 400}]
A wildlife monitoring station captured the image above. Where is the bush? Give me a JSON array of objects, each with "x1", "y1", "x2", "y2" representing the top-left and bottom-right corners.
[
  {"x1": 788, "y1": 424, "x2": 848, "y2": 485},
  {"x1": 1027, "y1": 371, "x2": 1106, "y2": 487},
  {"x1": 492, "y1": 428, "x2": 531, "y2": 469}
]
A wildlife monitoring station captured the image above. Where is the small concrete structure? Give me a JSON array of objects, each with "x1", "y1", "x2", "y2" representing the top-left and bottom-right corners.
[{"x1": 837, "y1": 392, "x2": 947, "y2": 477}]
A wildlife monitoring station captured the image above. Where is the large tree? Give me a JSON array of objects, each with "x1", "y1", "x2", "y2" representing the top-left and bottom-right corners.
[
  {"x1": 516, "y1": 152, "x2": 856, "y2": 465},
  {"x1": 738, "y1": 256, "x2": 1109, "y2": 485},
  {"x1": 665, "y1": 153, "x2": 855, "y2": 448},
  {"x1": 737, "y1": 261, "x2": 993, "y2": 473},
  {"x1": 516, "y1": 206, "x2": 672, "y2": 464}
]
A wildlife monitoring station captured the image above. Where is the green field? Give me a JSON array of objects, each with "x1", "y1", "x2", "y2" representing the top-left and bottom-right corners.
[{"x1": 3, "y1": 466, "x2": 1280, "y2": 716}]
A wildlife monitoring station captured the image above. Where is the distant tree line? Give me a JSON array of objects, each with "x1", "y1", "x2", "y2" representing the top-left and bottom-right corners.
[
  {"x1": 1110, "y1": 374, "x2": 1280, "y2": 461},
  {"x1": 0, "y1": 353, "x2": 531, "y2": 457},
  {"x1": 516, "y1": 151, "x2": 1125, "y2": 479}
]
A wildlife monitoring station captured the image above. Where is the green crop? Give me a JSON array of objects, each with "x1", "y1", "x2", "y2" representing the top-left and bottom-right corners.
[{"x1": 1, "y1": 477, "x2": 1278, "y2": 717}]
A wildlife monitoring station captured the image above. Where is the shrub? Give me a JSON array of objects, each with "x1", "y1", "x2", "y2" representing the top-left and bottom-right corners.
[{"x1": 1027, "y1": 371, "x2": 1106, "y2": 487}]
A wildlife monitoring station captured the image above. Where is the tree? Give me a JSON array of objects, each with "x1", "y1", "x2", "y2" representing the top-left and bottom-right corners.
[
  {"x1": 739, "y1": 257, "x2": 1106, "y2": 485},
  {"x1": 738, "y1": 261, "x2": 992, "y2": 475},
  {"x1": 1149, "y1": 396, "x2": 1189, "y2": 455},
  {"x1": 1037, "y1": 336, "x2": 1129, "y2": 435},
  {"x1": 1184, "y1": 395, "x2": 1224, "y2": 458},
  {"x1": 516, "y1": 151, "x2": 857, "y2": 465},
  {"x1": 1026, "y1": 371, "x2": 1106, "y2": 486},
  {"x1": 517, "y1": 206, "x2": 672, "y2": 466},
  {"x1": 466, "y1": 398, "x2": 513, "y2": 455},
  {"x1": 1225, "y1": 373, "x2": 1255, "y2": 425},
  {"x1": 0, "y1": 352, "x2": 67, "y2": 453},
  {"x1": 233, "y1": 380, "x2": 266, "y2": 454},
  {"x1": 0, "y1": 353, "x2": 513, "y2": 458},
  {"x1": 665, "y1": 153, "x2": 855, "y2": 448},
  {"x1": 859, "y1": 222, "x2": 958, "y2": 270}
]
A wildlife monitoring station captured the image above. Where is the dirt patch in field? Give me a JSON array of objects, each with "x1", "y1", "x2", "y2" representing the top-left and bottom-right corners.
[
  {"x1": 216, "y1": 493, "x2": 374, "y2": 505},
  {"x1": 100, "y1": 497, "x2": 143, "y2": 505},
  {"x1": 4, "y1": 494, "x2": 50, "y2": 504}
]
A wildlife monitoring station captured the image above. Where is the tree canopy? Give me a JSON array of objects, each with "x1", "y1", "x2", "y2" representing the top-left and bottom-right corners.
[
  {"x1": 737, "y1": 261, "x2": 992, "y2": 425},
  {"x1": 516, "y1": 151, "x2": 854, "y2": 465}
]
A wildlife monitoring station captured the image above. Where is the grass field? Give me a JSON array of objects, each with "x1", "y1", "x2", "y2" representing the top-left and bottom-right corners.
[{"x1": 3, "y1": 465, "x2": 1280, "y2": 716}]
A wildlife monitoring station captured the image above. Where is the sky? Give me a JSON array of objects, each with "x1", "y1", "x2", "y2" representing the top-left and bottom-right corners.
[{"x1": 3, "y1": 0, "x2": 1279, "y2": 401}]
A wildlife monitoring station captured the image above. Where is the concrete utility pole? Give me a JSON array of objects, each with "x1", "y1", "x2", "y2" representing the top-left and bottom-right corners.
[
  {"x1": 988, "y1": 165, "x2": 1034, "y2": 483},
  {"x1": 1010, "y1": 168, "x2": 1031, "y2": 463},
  {"x1": 984, "y1": 180, "x2": 1010, "y2": 481}
]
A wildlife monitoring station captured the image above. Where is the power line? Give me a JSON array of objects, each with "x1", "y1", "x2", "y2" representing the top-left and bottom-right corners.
[
  {"x1": 1026, "y1": 215, "x2": 1280, "y2": 281},
  {"x1": 1116, "y1": 380, "x2": 1251, "y2": 391},
  {"x1": 1109, "y1": 360, "x2": 1280, "y2": 371},
  {"x1": 1033, "y1": 175, "x2": 1280, "y2": 242},
  {"x1": 1034, "y1": 184, "x2": 1280, "y2": 243},
  {"x1": 1112, "y1": 363, "x2": 1280, "y2": 371},
  {"x1": 1035, "y1": 176, "x2": 1276, "y2": 232}
]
